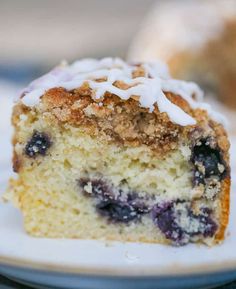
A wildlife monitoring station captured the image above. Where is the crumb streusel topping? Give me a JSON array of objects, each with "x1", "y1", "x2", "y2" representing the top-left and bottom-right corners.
[{"x1": 19, "y1": 58, "x2": 226, "y2": 126}]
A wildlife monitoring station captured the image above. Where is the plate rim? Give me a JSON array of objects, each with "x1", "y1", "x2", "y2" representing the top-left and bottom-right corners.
[{"x1": 0, "y1": 253, "x2": 236, "y2": 277}]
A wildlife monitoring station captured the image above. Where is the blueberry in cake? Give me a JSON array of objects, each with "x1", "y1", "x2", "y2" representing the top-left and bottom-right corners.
[
  {"x1": 5, "y1": 58, "x2": 231, "y2": 246},
  {"x1": 129, "y1": 0, "x2": 236, "y2": 108}
]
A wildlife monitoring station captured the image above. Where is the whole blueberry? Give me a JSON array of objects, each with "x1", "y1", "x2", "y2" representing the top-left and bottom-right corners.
[
  {"x1": 152, "y1": 202, "x2": 184, "y2": 244},
  {"x1": 25, "y1": 131, "x2": 52, "y2": 158},
  {"x1": 97, "y1": 200, "x2": 138, "y2": 223},
  {"x1": 79, "y1": 178, "x2": 150, "y2": 223},
  {"x1": 191, "y1": 139, "x2": 225, "y2": 183},
  {"x1": 152, "y1": 201, "x2": 218, "y2": 245}
]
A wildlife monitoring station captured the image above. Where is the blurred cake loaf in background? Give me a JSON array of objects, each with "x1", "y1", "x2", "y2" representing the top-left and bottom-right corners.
[{"x1": 128, "y1": 0, "x2": 236, "y2": 111}]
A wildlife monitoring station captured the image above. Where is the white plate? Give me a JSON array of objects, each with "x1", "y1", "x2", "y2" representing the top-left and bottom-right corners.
[{"x1": 0, "y1": 97, "x2": 236, "y2": 289}]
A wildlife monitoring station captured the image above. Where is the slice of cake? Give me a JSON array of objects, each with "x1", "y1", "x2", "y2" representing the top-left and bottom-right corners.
[{"x1": 5, "y1": 58, "x2": 231, "y2": 246}]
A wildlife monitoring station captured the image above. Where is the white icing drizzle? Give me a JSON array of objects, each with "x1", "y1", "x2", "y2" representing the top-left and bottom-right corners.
[{"x1": 20, "y1": 57, "x2": 226, "y2": 127}]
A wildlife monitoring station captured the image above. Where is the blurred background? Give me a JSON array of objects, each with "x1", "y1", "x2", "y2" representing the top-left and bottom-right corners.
[{"x1": 0, "y1": 0, "x2": 155, "y2": 86}]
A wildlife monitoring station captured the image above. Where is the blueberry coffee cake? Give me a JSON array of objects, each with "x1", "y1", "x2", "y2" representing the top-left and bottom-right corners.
[
  {"x1": 129, "y1": 0, "x2": 236, "y2": 108},
  {"x1": 5, "y1": 58, "x2": 231, "y2": 246}
]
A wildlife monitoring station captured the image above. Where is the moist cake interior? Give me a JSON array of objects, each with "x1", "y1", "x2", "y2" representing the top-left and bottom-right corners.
[{"x1": 9, "y1": 92, "x2": 229, "y2": 246}]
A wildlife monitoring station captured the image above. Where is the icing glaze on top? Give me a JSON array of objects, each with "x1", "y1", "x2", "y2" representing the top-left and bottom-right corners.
[
  {"x1": 20, "y1": 57, "x2": 226, "y2": 127},
  {"x1": 128, "y1": 0, "x2": 236, "y2": 62}
]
